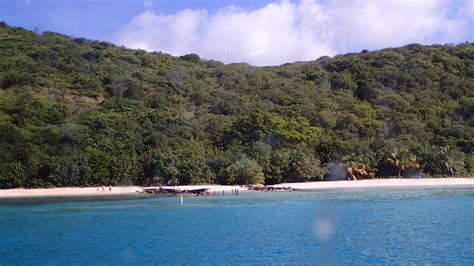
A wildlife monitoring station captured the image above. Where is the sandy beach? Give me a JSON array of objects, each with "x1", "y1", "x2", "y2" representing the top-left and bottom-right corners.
[
  {"x1": 270, "y1": 178, "x2": 474, "y2": 190},
  {"x1": 0, "y1": 178, "x2": 472, "y2": 198},
  {"x1": 0, "y1": 186, "x2": 143, "y2": 198},
  {"x1": 0, "y1": 184, "x2": 246, "y2": 198}
]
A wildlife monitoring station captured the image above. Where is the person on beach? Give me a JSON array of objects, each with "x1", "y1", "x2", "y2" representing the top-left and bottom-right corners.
[
  {"x1": 109, "y1": 185, "x2": 112, "y2": 191},
  {"x1": 102, "y1": 185, "x2": 105, "y2": 192}
]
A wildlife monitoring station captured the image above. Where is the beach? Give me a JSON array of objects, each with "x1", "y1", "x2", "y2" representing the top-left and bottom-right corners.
[
  {"x1": 0, "y1": 184, "x2": 245, "y2": 198},
  {"x1": 0, "y1": 178, "x2": 472, "y2": 198},
  {"x1": 0, "y1": 186, "x2": 143, "y2": 198},
  {"x1": 270, "y1": 178, "x2": 474, "y2": 190}
]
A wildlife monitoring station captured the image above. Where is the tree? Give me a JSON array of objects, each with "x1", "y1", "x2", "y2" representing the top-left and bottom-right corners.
[
  {"x1": 50, "y1": 154, "x2": 91, "y2": 186},
  {"x1": 418, "y1": 146, "x2": 467, "y2": 176},
  {"x1": 0, "y1": 23, "x2": 472, "y2": 188},
  {"x1": 225, "y1": 156, "x2": 265, "y2": 185},
  {"x1": 180, "y1": 53, "x2": 201, "y2": 63},
  {"x1": 284, "y1": 151, "x2": 324, "y2": 182},
  {"x1": 0, "y1": 162, "x2": 26, "y2": 188}
]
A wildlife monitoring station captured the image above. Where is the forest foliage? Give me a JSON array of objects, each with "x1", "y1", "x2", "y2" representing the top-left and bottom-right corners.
[{"x1": 0, "y1": 22, "x2": 473, "y2": 188}]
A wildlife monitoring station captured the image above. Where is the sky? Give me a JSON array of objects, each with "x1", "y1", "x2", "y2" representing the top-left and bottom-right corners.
[{"x1": 1, "y1": 0, "x2": 473, "y2": 66}]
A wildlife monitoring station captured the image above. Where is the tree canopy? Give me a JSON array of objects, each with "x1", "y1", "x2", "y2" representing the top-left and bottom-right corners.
[{"x1": 0, "y1": 22, "x2": 472, "y2": 188}]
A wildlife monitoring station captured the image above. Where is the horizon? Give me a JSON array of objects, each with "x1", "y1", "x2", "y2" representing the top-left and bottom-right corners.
[{"x1": 1, "y1": 0, "x2": 473, "y2": 66}]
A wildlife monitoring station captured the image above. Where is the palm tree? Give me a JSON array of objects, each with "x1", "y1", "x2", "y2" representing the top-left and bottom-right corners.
[
  {"x1": 440, "y1": 146, "x2": 465, "y2": 175},
  {"x1": 384, "y1": 148, "x2": 418, "y2": 177}
]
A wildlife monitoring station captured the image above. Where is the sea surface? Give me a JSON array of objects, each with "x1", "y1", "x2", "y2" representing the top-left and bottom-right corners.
[{"x1": 0, "y1": 187, "x2": 473, "y2": 265}]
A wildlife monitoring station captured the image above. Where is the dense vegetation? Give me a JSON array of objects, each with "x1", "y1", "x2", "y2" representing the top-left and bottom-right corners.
[{"x1": 0, "y1": 22, "x2": 472, "y2": 188}]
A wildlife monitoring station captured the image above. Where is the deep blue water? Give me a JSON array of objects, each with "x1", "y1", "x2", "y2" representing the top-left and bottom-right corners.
[{"x1": 0, "y1": 188, "x2": 473, "y2": 265}]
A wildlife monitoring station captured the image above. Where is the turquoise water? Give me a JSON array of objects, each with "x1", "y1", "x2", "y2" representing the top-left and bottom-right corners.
[{"x1": 0, "y1": 188, "x2": 473, "y2": 265}]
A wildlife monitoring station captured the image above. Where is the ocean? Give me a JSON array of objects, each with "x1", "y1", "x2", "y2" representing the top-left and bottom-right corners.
[{"x1": 1, "y1": 187, "x2": 473, "y2": 264}]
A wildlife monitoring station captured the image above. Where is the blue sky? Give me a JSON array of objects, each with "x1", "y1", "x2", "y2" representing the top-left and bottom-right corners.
[
  {"x1": 1, "y1": 0, "x2": 473, "y2": 65},
  {"x1": 0, "y1": 0, "x2": 276, "y2": 40}
]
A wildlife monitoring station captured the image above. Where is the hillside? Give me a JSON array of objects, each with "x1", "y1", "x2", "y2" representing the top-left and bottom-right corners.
[{"x1": 0, "y1": 22, "x2": 473, "y2": 188}]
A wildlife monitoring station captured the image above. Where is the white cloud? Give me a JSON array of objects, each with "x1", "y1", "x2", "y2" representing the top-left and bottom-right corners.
[
  {"x1": 144, "y1": 0, "x2": 153, "y2": 10},
  {"x1": 460, "y1": 0, "x2": 474, "y2": 17},
  {"x1": 116, "y1": 0, "x2": 473, "y2": 66}
]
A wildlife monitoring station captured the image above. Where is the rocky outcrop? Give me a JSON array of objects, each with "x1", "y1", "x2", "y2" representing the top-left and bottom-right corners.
[
  {"x1": 141, "y1": 187, "x2": 211, "y2": 196},
  {"x1": 247, "y1": 184, "x2": 295, "y2": 192}
]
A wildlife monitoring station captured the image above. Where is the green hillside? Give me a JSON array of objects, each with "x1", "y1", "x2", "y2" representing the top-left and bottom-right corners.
[{"x1": 0, "y1": 22, "x2": 473, "y2": 188}]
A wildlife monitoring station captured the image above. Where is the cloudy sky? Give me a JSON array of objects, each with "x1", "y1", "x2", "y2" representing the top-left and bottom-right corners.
[{"x1": 1, "y1": 0, "x2": 473, "y2": 65}]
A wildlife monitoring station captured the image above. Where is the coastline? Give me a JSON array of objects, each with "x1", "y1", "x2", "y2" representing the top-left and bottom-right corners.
[
  {"x1": 0, "y1": 185, "x2": 245, "y2": 198},
  {"x1": 0, "y1": 178, "x2": 472, "y2": 198},
  {"x1": 269, "y1": 177, "x2": 474, "y2": 191}
]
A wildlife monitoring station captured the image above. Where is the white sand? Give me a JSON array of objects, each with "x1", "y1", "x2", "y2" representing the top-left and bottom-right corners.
[
  {"x1": 0, "y1": 178, "x2": 472, "y2": 198},
  {"x1": 0, "y1": 186, "x2": 143, "y2": 198},
  {"x1": 0, "y1": 185, "x2": 246, "y2": 198},
  {"x1": 270, "y1": 178, "x2": 474, "y2": 190}
]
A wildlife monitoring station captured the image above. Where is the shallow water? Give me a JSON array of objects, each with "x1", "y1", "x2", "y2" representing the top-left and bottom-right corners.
[{"x1": 0, "y1": 188, "x2": 473, "y2": 264}]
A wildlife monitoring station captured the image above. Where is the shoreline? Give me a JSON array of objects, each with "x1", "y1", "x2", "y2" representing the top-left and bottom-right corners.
[
  {"x1": 0, "y1": 185, "x2": 245, "y2": 198},
  {"x1": 0, "y1": 178, "x2": 472, "y2": 198},
  {"x1": 269, "y1": 178, "x2": 473, "y2": 191}
]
